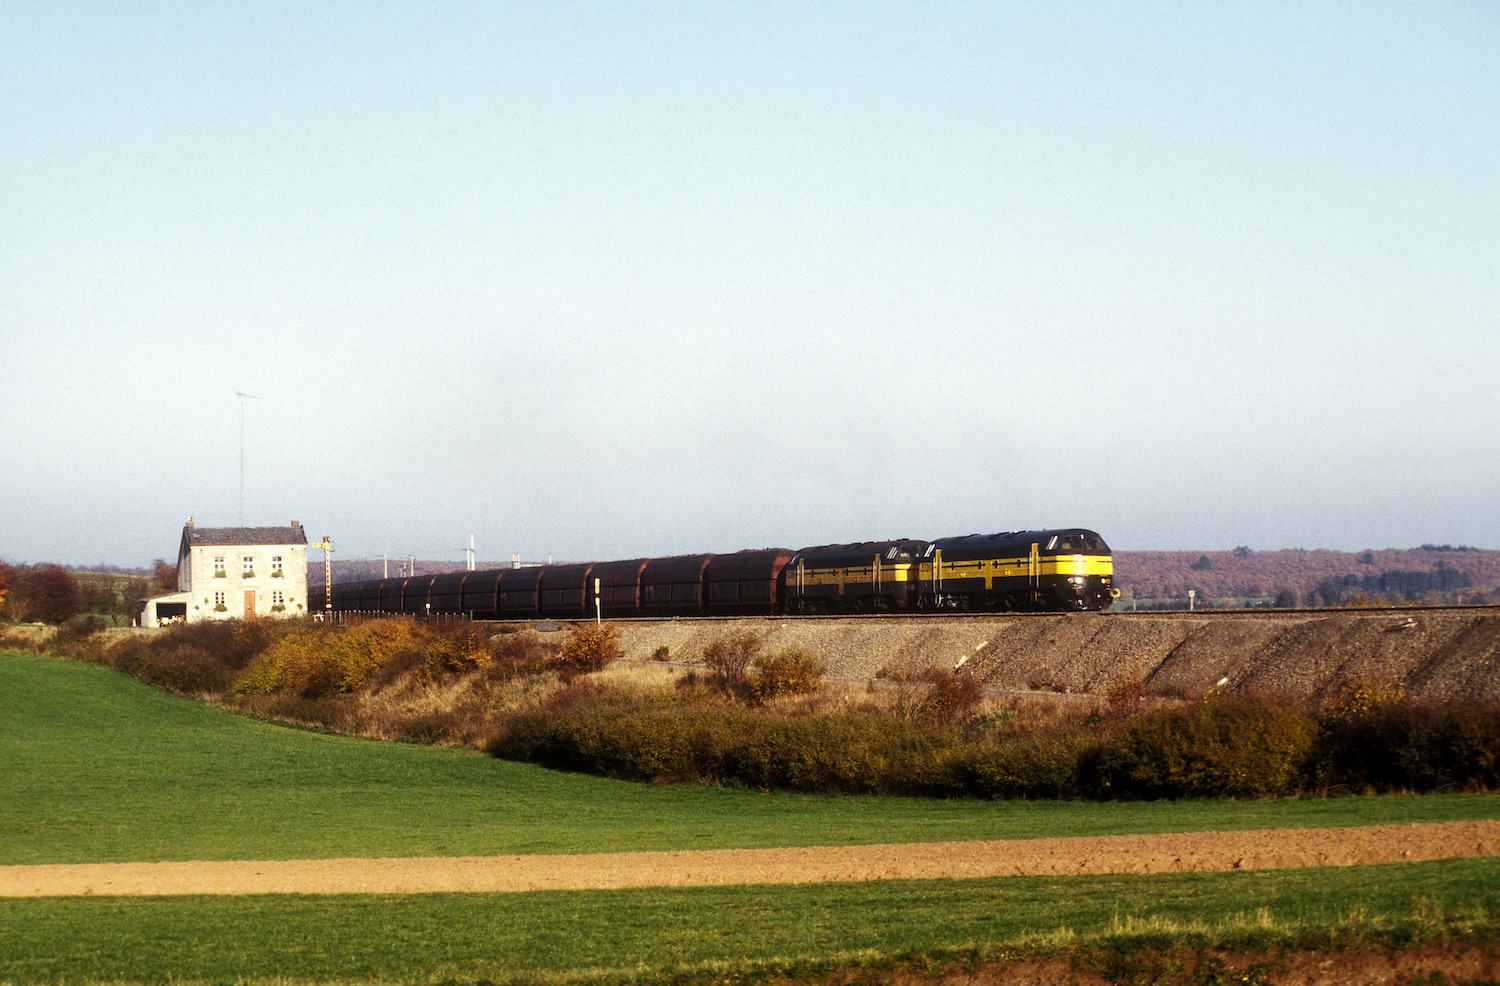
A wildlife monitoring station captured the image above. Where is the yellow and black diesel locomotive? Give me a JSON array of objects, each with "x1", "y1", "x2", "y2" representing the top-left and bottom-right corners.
[
  {"x1": 783, "y1": 529, "x2": 1115, "y2": 613},
  {"x1": 920, "y1": 529, "x2": 1116, "y2": 612},
  {"x1": 319, "y1": 528, "x2": 1116, "y2": 618},
  {"x1": 784, "y1": 539, "x2": 929, "y2": 613}
]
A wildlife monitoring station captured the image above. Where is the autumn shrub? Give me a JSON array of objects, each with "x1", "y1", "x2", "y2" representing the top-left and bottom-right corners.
[
  {"x1": 491, "y1": 684, "x2": 713, "y2": 780},
  {"x1": 420, "y1": 622, "x2": 493, "y2": 676},
  {"x1": 1105, "y1": 680, "x2": 1148, "y2": 718},
  {"x1": 1320, "y1": 678, "x2": 1404, "y2": 720},
  {"x1": 872, "y1": 727, "x2": 964, "y2": 796},
  {"x1": 0, "y1": 628, "x2": 34, "y2": 652},
  {"x1": 42, "y1": 616, "x2": 115, "y2": 665},
  {"x1": 748, "y1": 648, "x2": 824, "y2": 703},
  {"x1": 960, "y1": 724, "x2": 1095, "y2": 799},
  {"x1": 1314, "y1": 687, "x2": 1500, "y2": 792},
  {"x1": 1082, "y1": 694, "x2": 1316, "y2": 798},
  {"x1": 232, "y1": 619, "x2": 416, "y2": 698},
  {"x1": 1392, "y1": 700, "x2": 1500, "y2": 790},
  {"x1": 725, "y1": 714, "x2": 893, "y2": 793},
  {"x1": 48, "y1": 615, "x2": 109, "y2": 650},
  {"x1": 358, "y1": 641, "x2": 431, "y2": 693},
  {"x1": 390, "y1": 710, "x2": 452, "y2": 744},
  {"x1": 551, "y1": 623, "x2": 621, "y2": 682},
  {"x1": 1312, "y1": 678, "x2": 1420, "y2": 791},
  {"x1": 231, "y1": 623, "x2": 333, "y2": 697},
  {"x1": 332, "y1": 619, "x2": 421, "y2": 692},
  {"x1": 362, "y1": 622, "x2": 498, "y2": 694},
  {"x1": 492, "y1": 683, "x2": 974, "y2": 795},
  {"x1": 166, "y1": 620, "x2": 276, "y2": 672},
  {"x1": 98, "y1": 619, "x2": 282, "y2": 696},
  {"x1": 590, "y1": 699, "x2": 742, "y2": 782},
  {"x1": 111, "y1": 638, "x2": 234, "y2": 695},
  {"x1": 702, "y1": 631, "x2": 761, "y2": 697}
]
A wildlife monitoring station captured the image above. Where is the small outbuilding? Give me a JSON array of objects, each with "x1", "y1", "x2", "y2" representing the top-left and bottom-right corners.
[{"x1": 140, "y1": 519, "x2": 309, "y2": 627}]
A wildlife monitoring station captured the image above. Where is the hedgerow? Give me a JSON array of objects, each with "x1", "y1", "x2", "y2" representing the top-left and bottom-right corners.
[
  {"x1": 1314, "y1": 680, "x2": 1500, "y2": 792},
  {"x1": 1081, "y1": 695, "x2": 1316, "y2": 798},
  {"x1": 28, "y1": 618, "x2": 1500, "y2": 798}
]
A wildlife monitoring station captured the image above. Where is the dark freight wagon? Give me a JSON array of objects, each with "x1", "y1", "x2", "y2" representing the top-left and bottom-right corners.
[
  {"x1": 704, "y1": 548, "x2": 794, "y2": 612},
  {"x1": 641, "y1": 554, "x2": 714, "y2": 614},
  {"x1": 592, "y1": 558, "x2": 650, "y2": 616}
]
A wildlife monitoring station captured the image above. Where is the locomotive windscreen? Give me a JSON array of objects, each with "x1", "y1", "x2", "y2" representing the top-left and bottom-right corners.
[{"x1": 1047, "y1": 532, "x2": 1110, "y2": 554}]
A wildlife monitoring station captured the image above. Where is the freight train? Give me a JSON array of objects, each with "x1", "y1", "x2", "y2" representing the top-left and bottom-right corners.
[{"x1": 312, "y1": 528, "x2": 1116, "y2": 619}]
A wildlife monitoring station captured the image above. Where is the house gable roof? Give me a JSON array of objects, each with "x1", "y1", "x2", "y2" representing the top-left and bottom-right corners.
[{"x1": 181, "y1": 525, "x2": 309, "y2": 549}]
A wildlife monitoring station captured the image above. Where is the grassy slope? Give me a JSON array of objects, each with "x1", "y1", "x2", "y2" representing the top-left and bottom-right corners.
[
  {"x1": 5, "y1": 650, "x2": 1499, "y2": 866},
  {"x1": 4, "y1": 649, "x2": 1500, "y2": 985}
]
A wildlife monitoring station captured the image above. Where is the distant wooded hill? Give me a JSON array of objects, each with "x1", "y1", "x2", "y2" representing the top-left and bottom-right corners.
[
  {"x1": 310, "y1": 545, "x2": 1500, "y2": 609},
  {"x1": 1114, "y1": 546, "x2": 1499, "y2": 606}
]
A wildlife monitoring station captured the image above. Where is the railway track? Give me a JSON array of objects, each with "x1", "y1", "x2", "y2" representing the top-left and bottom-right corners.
[{"x1": 485, "y1": 603, "x2": 1496, "y2": 628}]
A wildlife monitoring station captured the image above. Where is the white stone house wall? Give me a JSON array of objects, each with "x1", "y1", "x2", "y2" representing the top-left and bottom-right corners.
[
  {"x1": 183, "y1": 543, "x2": 309, "y2": 621},
  {"x1": 146, "y1": 522, "x2": 312, "y2": 625}
]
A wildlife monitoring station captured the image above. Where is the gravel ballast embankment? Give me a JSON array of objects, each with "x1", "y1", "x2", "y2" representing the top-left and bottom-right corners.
[{"x1": 606, "y1": 611, "x2": 1500, "y2": 702}]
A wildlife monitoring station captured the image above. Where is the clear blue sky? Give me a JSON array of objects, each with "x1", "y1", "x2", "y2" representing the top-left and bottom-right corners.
[{"x1": 3, "y1": 2, "x2": 1496, "y2": 568}]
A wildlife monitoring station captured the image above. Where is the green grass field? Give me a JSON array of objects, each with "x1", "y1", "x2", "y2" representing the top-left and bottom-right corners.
[
  {"x1": 3, "y1": 859, "x2": 1497, "y2": 984},
  {"x1": 3, "y1": 649, "x2": 1499, "y2": 985}
]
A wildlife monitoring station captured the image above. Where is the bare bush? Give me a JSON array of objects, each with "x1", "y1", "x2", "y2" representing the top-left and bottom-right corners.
[
  {"x1": 1105, "y1": 680, "x2": 1147, "y2": 718},
  {"x1": 915, "y1": 669, "x2": 985, "y2": 726},
  {"x1": 702, "y1": 631, "x2": 762, "y2": 697},
  {"x1": 890, "y1": 667, "x2": 984, "y2": 726}
]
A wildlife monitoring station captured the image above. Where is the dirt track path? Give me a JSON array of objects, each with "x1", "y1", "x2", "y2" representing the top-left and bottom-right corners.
[{"x1": 3, "y1": 820, "x2": 1497, "y2": 897}]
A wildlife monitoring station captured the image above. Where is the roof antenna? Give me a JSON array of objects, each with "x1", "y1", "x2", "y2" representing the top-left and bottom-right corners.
[{"x1": 237, "y1": 391, "x2": 262, "y2": 526}]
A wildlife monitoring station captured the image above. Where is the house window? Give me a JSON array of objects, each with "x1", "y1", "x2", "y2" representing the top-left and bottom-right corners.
[
  {"x1": 213, "y1": 556, "x2": 226, "y2": 577},
  {"x1": 272, "y1": 590, "x2": 285, "y2": 610},
  {"x1": 214, "y1": 591, "x2": 226, "y2": 610},
  {"x1": 243, "y1": 555, "x2": 255, "y2": 577},
  {"x1": 271, "y1": 555, "x2": 284, "y2": 577}
]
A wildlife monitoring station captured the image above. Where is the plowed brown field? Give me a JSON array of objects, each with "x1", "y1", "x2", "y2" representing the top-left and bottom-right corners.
[{"x1": 5, "y1": 820, "x2": 1496, "y2": 897}]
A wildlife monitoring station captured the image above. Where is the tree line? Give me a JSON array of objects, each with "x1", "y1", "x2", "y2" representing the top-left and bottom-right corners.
[{"x1": 0, "y1": 559, "x2": 176, "y2": 625}]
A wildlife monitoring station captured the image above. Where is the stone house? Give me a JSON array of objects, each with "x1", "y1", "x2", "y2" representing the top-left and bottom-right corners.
[{"x1": 140, "y1": 520, "x2": 309, "y2": 627}]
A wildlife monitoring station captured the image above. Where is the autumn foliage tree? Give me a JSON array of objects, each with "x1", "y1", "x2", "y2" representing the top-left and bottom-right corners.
[{"x1": 8, "y1": 565, "x2": 80, "y2": 624}]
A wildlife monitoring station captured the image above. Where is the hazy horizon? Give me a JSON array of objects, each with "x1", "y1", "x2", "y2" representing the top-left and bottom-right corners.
[{"x1": 5, "y1": 3, "x2": 1496, "y2": 567}]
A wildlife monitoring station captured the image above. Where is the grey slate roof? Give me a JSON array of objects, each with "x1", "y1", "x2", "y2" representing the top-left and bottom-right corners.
[{"x1": 182, "y1": 525, "x2": 308, "y2": 548}]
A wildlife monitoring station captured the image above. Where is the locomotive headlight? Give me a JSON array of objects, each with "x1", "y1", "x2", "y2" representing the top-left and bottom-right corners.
[{"x1": 1067, "y1": 576, "x2": 1084, "y2": 585}]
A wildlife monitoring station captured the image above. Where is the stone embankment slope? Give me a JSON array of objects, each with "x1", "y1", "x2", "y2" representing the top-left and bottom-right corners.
[{"x1": 609, "y1": 610, "x2": 1500, "y2": 703}]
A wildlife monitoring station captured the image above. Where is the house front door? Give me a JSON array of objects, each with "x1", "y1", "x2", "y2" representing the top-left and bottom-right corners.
[{"x1": 244, "y1": 590, "x2": 257, "y2": 618}]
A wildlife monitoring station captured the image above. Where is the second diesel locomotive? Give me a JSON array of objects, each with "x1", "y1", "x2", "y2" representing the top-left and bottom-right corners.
[{"x1": 316, "y1": 528, "x2": 1117, "y2": 619}]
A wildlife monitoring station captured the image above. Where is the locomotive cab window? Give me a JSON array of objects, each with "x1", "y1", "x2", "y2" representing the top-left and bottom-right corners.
[{"x1": 1049, "y1": 533, "x2": 1109, "y2": 554}]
